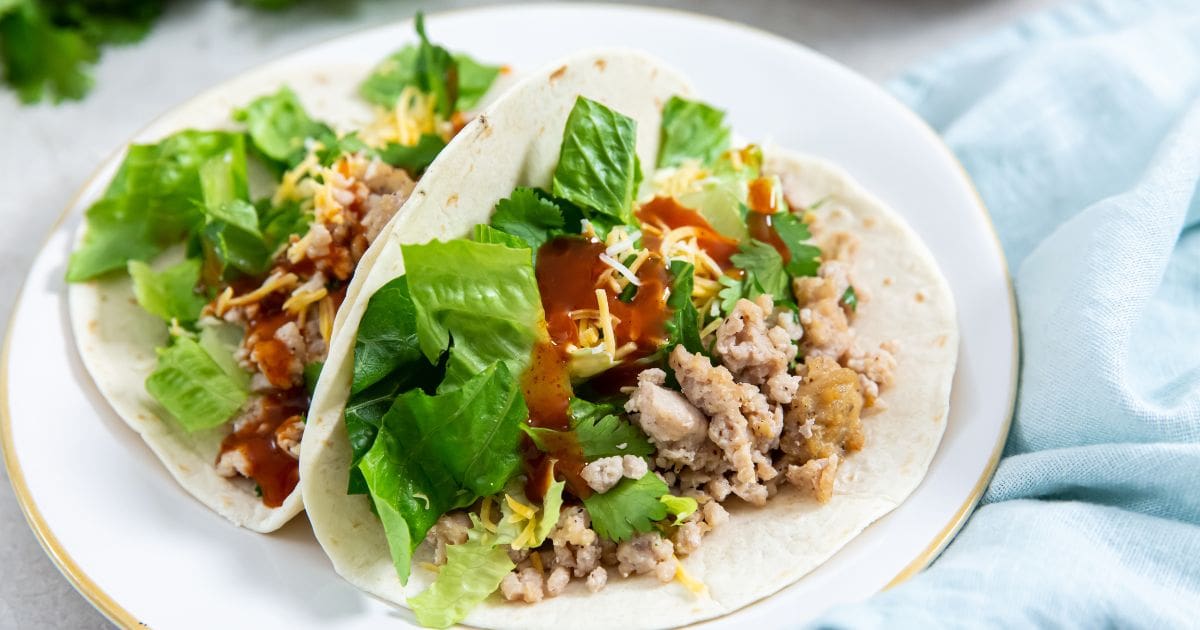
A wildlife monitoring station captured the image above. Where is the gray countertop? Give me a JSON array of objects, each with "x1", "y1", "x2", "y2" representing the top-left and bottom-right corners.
[{"x1": 0, "y1": 1, "x2": 1057, "y2": 627}]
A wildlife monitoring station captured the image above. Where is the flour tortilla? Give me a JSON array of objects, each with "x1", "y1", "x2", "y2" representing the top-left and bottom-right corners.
[
  {"x1": 299, "y1": 53, "x2": 957, "y2": 627},
  {"x1": 65, "y1": 59, "x2": 518, "y2": 532}
]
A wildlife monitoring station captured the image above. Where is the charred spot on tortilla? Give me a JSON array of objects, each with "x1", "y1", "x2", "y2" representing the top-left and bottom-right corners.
[
  {"x1": 549, "y1": 65, "x2": 568, "y2": 82},
  {"x1": 594, "y1": 59, "x2": 607, "y2": 71}
]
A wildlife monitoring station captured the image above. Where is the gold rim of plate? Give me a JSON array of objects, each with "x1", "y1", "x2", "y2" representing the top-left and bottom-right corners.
[{"x1": 0, "y1": 5, "x2": 1019, "y2": 628}]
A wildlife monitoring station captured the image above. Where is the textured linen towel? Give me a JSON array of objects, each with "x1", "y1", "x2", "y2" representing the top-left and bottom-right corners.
[{"x1": 815, "y1": 0, "x2": 1200, "y2": 626}]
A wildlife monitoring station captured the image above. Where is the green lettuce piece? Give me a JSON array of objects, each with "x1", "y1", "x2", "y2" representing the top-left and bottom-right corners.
[
  {"x1": 145, "y1": 336, "x2": 248, "y2": 432},
  {"x1": 657, "y1": 96, "x2": 731, "y2": 168},
  {"x1": 377, "y1": 133, "x2": 446, "y2": 175},
  {"x1": 665, "y1": 260, "x2": 704, "y2": 354},
  {"x1": 259, "y1": 197, "x2": 310, "y2": 254},
  {"x1": 660, "y1": 494, "x2": 698, "y2": 525},
  {"x1": 197, "y1": 320, "x2": 249, "y2": 389},
  {"x1": 197, "y1": 150, "x2": 272, "y2": 278},
  {"x1": 360, "y1": 41, "x2": 499, "y2": 113},
  {"x1": 840, "y1": 285, "x2": 858, "y2": 312},
  {"x1": 581, "y1": 472, "x2": 669, "y2": 542},
  {"x1": 234, "y1": 86, "x2": 335, "y2": 169},
  {"x1": 127, "y1": 259, "x2": 207, "y2": 323},
  {"x1": 345, "y1": 275, "x2": 442, "y2": 494},
  {"x1": 403, "y1": 239, "x2": 543, "y2": 389},
  {"x1": 409, "y1": 533, "x2": 515, "y2": 629},
  {"x1": 677, "y1": 186, "x2": 749, "y2": 241},
  {"x1": 351, "y1": 276, "x2": 425, "y2": 394},
  {"x1": 66, "y1": 130, "x2": 243, "y2": 281},
  {"x1": 772, "y1": 212, "x2": 821, "y2": 278},
  {"x1": 552, "y1": 97, "x2": 640, "y2": 226},
  {"x1": 359, "y1": 362, "x2": 525, "y2": 583},
  {"x1": 534, "y1": 478, "x2": 566, "y2": 544},
  {"x1": 455, "y1": 53, "x2": 501, "y2": 110},
  {"x1": 489, "y1": 187, "x2": 565, "y2": 252},
  {"x1": 473, "y1": 224, "x2": 529, "y2": 249}
]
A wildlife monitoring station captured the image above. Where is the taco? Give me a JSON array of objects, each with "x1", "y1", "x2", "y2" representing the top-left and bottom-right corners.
[
  {"x1": 66, "y1": 15, "x2": 509, "y2": 532},
  {"x1": 300, "y1": 51, "x2": 957, "y2": 628}
]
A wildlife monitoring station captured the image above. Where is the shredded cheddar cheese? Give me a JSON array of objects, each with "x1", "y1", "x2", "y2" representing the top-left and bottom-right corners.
[
  {"x1": 214, "y1": 272, "x2": 299, "y2": 316},
  {"x1": 674, "y1": 559, "x2": 707, "y2": 595},
  {"x1": 595, "y1": 288, "x2": 617, "y2": 358}
]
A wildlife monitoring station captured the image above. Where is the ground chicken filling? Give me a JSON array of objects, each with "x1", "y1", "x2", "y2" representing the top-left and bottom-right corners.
[
  {"x1": 428, "y1": 190, "x2": 897, "y2": 601},
  {"x1": 210, "y1": 152, "x2": 414, "y2": 506}
]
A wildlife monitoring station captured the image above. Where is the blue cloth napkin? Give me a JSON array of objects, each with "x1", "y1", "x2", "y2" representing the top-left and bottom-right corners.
[{"x1": 815, "y1": 0, "x2": 1200, "y2": 626}]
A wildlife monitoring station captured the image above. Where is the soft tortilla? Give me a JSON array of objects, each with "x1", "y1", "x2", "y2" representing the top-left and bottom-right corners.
[
  {"x1": 65, "y1": 59, "x2": 517, "y2": 532},
  {"x1": 299, "y1": 54, "x2": 957, "y2": 627}
]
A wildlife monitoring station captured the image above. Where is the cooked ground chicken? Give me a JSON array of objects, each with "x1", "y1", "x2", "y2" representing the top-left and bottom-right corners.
[
  {"x1": 212, "y1": 154, "x2": 415, "y2": 496},
  {"x1": 461, "y1": 227, "x2": 897, "y2": 600}
]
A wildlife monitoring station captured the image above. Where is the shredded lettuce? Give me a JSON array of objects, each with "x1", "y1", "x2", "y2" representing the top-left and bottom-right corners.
[
  {"x1": 408, "y1": 533, "x2": 515, "y2": 629},
  {"x1": 144, "y1": 336, "x2": 248, "y2": 432},
  {"x1": 127, "y1": 259, "x2": 207, "y2": 323},
  {"x1": 551, "y1": 97, "x2": 640, "y2": 226},
  {"x1": 197, "y1": 320, "x2": 249, "y2": 389},
  {"x1": 657, "y1": 96, "x2": 731, "y2": 168},
  {"x1": 402, "y1": 239, "x2": 543, "y2": 389},
  {"x1": 581, "y1": 472, "x2": 669, "y2": 542},
  {"x1": 677, "y1": 186, "x2": 749, "y2": 241},
  {"x1": 66, "y1": 130, "x2": 243, "y2": 281},
  {"x1": 358, "y1": 362, "x2": 525, "y2": 583},
  {"x1": 234, "y1": 86, "x2": 335, "y2": 169},
  {"x1": 660, "y1": 494, "x2": 699, "y2": 525}
]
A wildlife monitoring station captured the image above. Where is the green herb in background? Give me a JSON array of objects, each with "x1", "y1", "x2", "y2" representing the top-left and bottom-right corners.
[{"x1": 0, "y1": 0, "x2": 302, "y2": 104}]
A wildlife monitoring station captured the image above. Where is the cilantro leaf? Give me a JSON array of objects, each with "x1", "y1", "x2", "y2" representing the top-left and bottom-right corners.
[
  {"x1": 358, "y1": 361, "x2": 525, "y2": 584},
  {"x1": 772, "y1": 212, "x2": 821, "y2": 278},
  {"x1": 489, "y1": 187, "x2": 565, "y2": 252},
  {"x1": 552, "y1": 97, "x2": 640, "y2": 225},
  {"x1": 582, "y1": 472, "x2": 669, "y2": 542},
  {"x1": 657, "y1": 96, "x2": 731, "y2": 168},
  {"x1": 717, "y1": 272, "x2": 765, "y2": 317},
  {"x1": 730, "y1": 240, "x2": 791, "y2": 303},
  {"x1": 524, "y1": 398, "x2": 653, "y2": 461},
  {"x1": 127, "y1": 259, "x2": 207, "y2": 323}
]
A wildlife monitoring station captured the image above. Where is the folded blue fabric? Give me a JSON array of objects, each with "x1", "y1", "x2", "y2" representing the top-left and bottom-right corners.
[{"x1": 815, "y1": 0, "x2": 1200, "y2": 626}]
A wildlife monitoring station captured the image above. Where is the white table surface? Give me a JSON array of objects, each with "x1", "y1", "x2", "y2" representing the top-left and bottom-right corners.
[{"x1": 0, "y1": 1, "x2": 1057, "y2": 627}]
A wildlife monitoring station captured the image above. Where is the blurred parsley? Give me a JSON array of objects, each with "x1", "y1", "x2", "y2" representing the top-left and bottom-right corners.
[{"x1": 0, "y1": 0, "x2": 305, "y2": 105}]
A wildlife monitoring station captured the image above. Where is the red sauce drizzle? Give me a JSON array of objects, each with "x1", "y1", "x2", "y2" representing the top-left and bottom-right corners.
[
  {"x1": 522, "y1": 236, "x2": 676, "y2": 501},
  {"x1": 637, "y1": 196, "x2": 740, "y2": 268},
  {"x1": 217, "y1": 388, "x2": 308, "y2": 507},
  {"x1": 746, "y1": 177, "x2": 790, "y2": 258}
]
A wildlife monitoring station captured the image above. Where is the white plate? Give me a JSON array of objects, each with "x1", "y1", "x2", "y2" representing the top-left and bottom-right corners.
[{"x1": 1, "y1": 4, "x2": 1016, "y2": 629}]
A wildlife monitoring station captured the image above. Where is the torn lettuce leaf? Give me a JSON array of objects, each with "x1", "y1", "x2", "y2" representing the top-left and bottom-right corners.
[
  {"x1": 402, "y1": 239, "x2": 543, "y2": 389},
  {"x1": 581, "y1": 472, "x2": 669, "y2": 542},
  {"x1": 197, "y1": 149, "x2": 272, "y2": 279},
  {"x1": 660, "y1": 494, "x2": 699, "y2": 525},
  {"x1": 144, "y1": 335, "x2": 248, "y2": 432},
  {"x1": 66, "y1": 130, "x2": 244, "y2": 281},
  {"x1": 408, "y1": 532, "x2": 514, "y2": 629},
  {"x1": 657, "y1": 96, "x2": 731, "y2": 168},
  {"x1": 234, "y1": 86, "x2": 336, "y2": 169},
  {"x1": 359, "y1": 12, "x2": 499, "y2": 117},
  {"x1": 377, "y1": 133, "x2": 446, "y2": 175},
  {"x1": 552, "y1": 97, "x2": 640, "y2": 226},
  {"x1": 473, "y1": 224, "x2": 529, "y2": 249},
  {"x1": 127, "y1": 258, "x2": 207, "y2": 323},
  {"x1": 358, "y1": 362, "x2": 525, "y2": 584}
]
